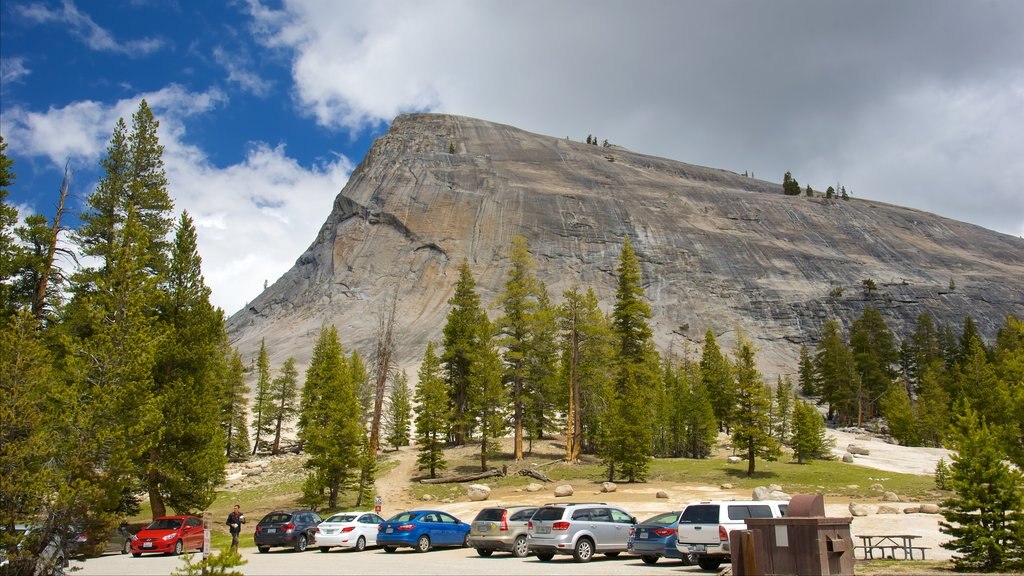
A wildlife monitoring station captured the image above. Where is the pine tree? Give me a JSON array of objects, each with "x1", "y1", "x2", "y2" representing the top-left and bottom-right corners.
[
  {"x1": 269, "y1": 357, "x2": 299, "y2": 455},
  {"x1": 797, "y1": 345, "x2": 817, "y2": 396},
  {"x1": 298, "y1": 326, "x2": 363, "y2": 508},
  {"x1": 495, "y1": 236, "x2": 541, "y2": 460},
  {"x1": 524, "y1": 286, "x2": 559, "y2": 451},
  {"x1": 915, "y1": 363, "x2": 950, "y2": 447},
  {"x1": 850, "y1": 307, "x2": 897, "y2": 424},
  {"x1": 441, "y1": 260, "x2": 488, "y2": 445},
  {"x1": 221, "y1": 349, "x2": 250, "y2": 461},
  {"x1": 681, "y1": 363, "x2": 718, "y2": 459},
  {"x1": 782, "y1": 171, "x2": 801, "y2": 196},
  {"x1": 880, "y1": 384, "x2": 918, "y2": 446},
  {"x1": 730, "y1": 337, "x2": 779, "y2": 475},
  {"x1": 470, "y1": 320, "x2": 506, "y2": 470},
  {"x1": 790, "y1": 399, "x2": 829, "y2": 463},
  {"x1": 384, "y1": 371, "x2": 412, "y2": 450},
  {"x1": 415, "y1": 342, "x2": 448, "y2": 478},
  {"x1": 701, "y1": 330, "x2": 735, "y2": 432},
  {"x1": 774, "y1": 376, "x2": 794, "y2": 444},
  {"x1": 250, "y1": 339, "x2": 272, "y2": 455},
  {"x1": 940, "y1": 404, "x2": 1024, "y2": 572},
  {"x1": 559, "y1": 286, "x2": 615, "y2": 461},
  {"x1": 993, "y1": 314, "x2": 1024, "y2": 468},
  {"x1": 815, "y1": 320, "x2": 856, "y2": 423},
  {"x1": 607, "y1": 237, "x2": 657, "y2": 482}
]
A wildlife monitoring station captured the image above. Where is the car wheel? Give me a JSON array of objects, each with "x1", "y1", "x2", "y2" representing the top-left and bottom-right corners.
[
  {"x1": 476, "y1": 548, "x2": 493, "y2": 557},
  {"x1": 319, "y1": 546, "x2": 331, "y2": 553},
  {"x1": 536, "y1": 552, "x2": 555, "y2": 561},
  {"x1": 605, "y1": 551, "x2": 620, "y2": 558},
  {"x1": 697, "y1": 557, "x2": 722, "y2": 571},
  {"x1": 383, "y1": 546, "x2": 397, "y2": 553},
  {"x1": 416, "y1": 535, "x2": 430, "y2": 553},
  {"x1": 132, "y1": 552, "x2": 141, "y2": 558},
  {"x1": 512, "y1": 535, "x2": 528, "y2": 558},
  {"x1": 642, "y1": 555, "x2": 658, "y2": 565},
  {"x1": 122, "y1": 540, "x2": 131, "y2": 555},
  {"x1": 258, "y1": 546, "x2": 270, "y2": 554},
  {"x1": 355, "y1": 536, "x2": 366, "y2": 552},
  {"x1": 572, "y1": 537, "x2": 594, "y2": 563},
  {"x1": 682, "y1": 553, "x2": 696, "y2": 566},
  {"x1": 173, "y1": 540, "x2": 184, "y2": 555},
  {"x1": 462, "y1": 533, "x2": 470, "y2": 548},
  {"x1": 295, "y1": 534, "x2": 308, "y2": 552}
]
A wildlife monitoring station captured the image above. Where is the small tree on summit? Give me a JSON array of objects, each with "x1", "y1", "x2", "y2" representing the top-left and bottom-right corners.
[{"x1": 782, "y1": 171, "x2": 801, "y2": 196}]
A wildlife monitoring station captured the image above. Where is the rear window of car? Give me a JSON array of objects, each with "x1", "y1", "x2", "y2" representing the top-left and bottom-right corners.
[
  {"x1": 642, "y1": 512, "x2": 679, "y2": 525},
  {"x1": 727, "y1": 505, "x2": 773, "y2": 520},
  {"x1": 259, "y1": 514, "x2": 291, "y2": 525},
  {"x1": 509, "y1": 508, "x2": 537, "y2": 522},
  {"x1": 474, "y1": 508, "x2": 505, "y2": 522},
  {"x1": 327, "y1": 514, "x2": 356, "y2": 523},
  {"x1": 532, "y1": 507, "x2": 566, "y2": 521},
  {"x1": 679, "y1": 505, "x2": 718, "y2": 524},
  {"x1": 387, "y1": 512, "x2": 419, "y2": 523}
]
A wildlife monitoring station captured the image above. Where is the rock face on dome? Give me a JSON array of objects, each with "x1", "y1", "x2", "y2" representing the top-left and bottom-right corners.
[{"x1": 226, "y1": 113, "x2": 1024, "y2": 378}]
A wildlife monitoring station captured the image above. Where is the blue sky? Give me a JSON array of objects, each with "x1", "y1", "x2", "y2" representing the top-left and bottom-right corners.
[{"x1": 3, "y1": 1, "x2": 1023, "y2": 314}]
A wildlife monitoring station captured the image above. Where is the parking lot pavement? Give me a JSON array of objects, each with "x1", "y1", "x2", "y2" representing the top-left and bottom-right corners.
[{"x1": 70, "y1": 547, "x2": 708, "y2": 575}]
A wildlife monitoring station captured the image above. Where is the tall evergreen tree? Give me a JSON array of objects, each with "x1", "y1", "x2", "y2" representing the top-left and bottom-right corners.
[
  {"x1": 269, "y1": 357, "x2": 299, "y2": 455},
  {"x1": 558, "y1": 286, "x2": 615, "y2": 461},
  {"x1": 384, "y1": 371, "x2": 412, "y2": 451},
  {"x1": 940, "y1": 404, "x2": 1024, "y2": 572},
  {"x1": 441, "y1": 260, "x2": 488, "y2": 445},
  {"x1": 0, "y1": 136, "x2": 17, "y2": 318},
  {"x1": 221, "y1": 349, "x2": 251, "y2": 461},
  {"x1": 250, "y1": 340, "x2": 272, "y2": 455},
  {"x1": 147, "y1": 212, "x2": 227, "y2": 516},
  {"x1": 814, "y1": 320, "x2": 857, "y2": 423},
  {"x1": 797, "y1": 345, "x2": 817, "y2": 396},
  {"x1": 607, "y1": 237, "x2": 657, "y2": 482},
  {"x1": 701, "y1": 330, "x2": 735, "y2": 432},
  {"x1": 730, "y1": 337, "x2": 779, "y2": 475},
  {"x1": 524, "y1": 286, "x2": 559, "y2": 452},
  {"x1": 495, "y1": 236, "x2": 542, "y2": 461},
  {"x1": 470, "y1": 320, "x2": 507, "y2": 470},
  {"x1": 850, "y1": 307, "x2": 897, "y2": 424},
  {"x1": 415, "y1": 342, "x2": 448, "y2": 478},
  {"x1": 790, "y1": 399, "x2": 829, "y2": 463},
  {"x1": 774, "y1": 376, "x2": 794, "y2": 445},
  {"x1": 680, "y1": 361, "x2": 718, "y2": 459},
  {"x1": 298, "y1": 326, "x2": 363, "y2": 508}
]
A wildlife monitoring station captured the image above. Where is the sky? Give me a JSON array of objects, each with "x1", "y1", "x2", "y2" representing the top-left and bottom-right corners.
[{"x1": 2, "y1": 1, "x2": 1022, "y2": 315}]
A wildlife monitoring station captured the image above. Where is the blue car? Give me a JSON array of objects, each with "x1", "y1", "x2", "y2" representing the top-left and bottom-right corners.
[
  {"x1": 627, "y1": 511, "x2": 693, "y2": 565},
  {"x1": 377, "y1": 510, "x2": 470, "y2": 553}
]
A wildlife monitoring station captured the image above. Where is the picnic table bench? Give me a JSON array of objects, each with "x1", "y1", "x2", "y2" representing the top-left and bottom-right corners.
[{"x1": 854, "y1": 534, "x2": 929, "y2": 560}]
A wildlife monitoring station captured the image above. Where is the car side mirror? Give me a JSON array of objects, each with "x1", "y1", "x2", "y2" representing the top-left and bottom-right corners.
[{"x1": 631, "y1": 517, "x2": 638, "y2": 524}]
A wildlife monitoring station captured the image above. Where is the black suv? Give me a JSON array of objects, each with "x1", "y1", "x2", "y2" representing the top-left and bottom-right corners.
[{"x1": 254, "y1": 510, "x2": 323, "y2": 553}]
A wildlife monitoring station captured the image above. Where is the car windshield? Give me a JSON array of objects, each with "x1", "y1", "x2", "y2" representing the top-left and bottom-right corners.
[
  {"x1": 326, "y1": 514, "x2": 356, "y2": 523},
  {"x1": 146, "y1": 518, "x2": 182, "y2": 531},
  {"x1": 258, "y1": 514, "x2": 292, "y2": 525},
  {"x1": 641, "y1": 512, "x2": 679, "y2": 525}
]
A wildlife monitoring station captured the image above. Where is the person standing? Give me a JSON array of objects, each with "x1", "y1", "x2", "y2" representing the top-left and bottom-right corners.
[{"x1": 227, "y1": 504, "x2": 245, "y2": 550}]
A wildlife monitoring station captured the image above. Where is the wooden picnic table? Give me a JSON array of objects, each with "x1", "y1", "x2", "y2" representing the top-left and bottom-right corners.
[{"x1": 854, "y1": 534, "x2": 928, "y2": 560}]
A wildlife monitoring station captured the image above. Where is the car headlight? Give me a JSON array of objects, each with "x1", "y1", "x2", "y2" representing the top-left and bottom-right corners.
[{"x1": 162, "y1": 533, "x2": 177, "y2": 541}]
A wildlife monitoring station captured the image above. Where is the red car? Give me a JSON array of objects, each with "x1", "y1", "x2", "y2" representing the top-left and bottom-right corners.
[{"x1": 130, "y1": 516, "x2": 204, "y2": 556}]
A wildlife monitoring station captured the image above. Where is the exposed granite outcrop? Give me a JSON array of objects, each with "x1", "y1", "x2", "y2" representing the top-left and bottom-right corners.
[{"x1": 227, "y1": 113, "x2": 1024, "y2": 378}]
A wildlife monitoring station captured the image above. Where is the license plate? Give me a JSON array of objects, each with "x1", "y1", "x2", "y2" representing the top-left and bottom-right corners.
[
  {"x1": 536, "y1": 526, "x2": 550, "y2": 534},
  {"x1": 386, "y1": 528, "x2": 393, "y2": 534},
  {"x1": 266, "y1": 528, "x2": 276, "y2": 533},
  {"x1": 640, "y1": 530, "x2": 648, "y2": 538},
  {"x1": 693, "y1": 545, "x2": 706, "y2": 552},
  {"x1": 142, "y1": 542, "x2": 153, "y2": 548},
  {"x1": 322, "y1": 529, "x2": 335, "y2": 534},
  {"x1": 476, "y1": 525, "x2": 490, "y2": 533}
]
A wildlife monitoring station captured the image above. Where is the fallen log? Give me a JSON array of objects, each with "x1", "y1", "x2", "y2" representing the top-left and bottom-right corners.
[
  {"x1": 518, "y1": 469, "x2": 552, "y2": 483},
  {"x1": 419, "y1": 469, "x2": 503, "y2": 484}
]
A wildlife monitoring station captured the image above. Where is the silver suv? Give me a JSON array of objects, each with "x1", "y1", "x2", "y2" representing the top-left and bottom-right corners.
[
  {"x1": 527, "y1": 503, "x2": 637, "y2": 563},
  {"x1": 675, "y1": 500, "x2": 789, "y2": 571},
  {"x1": 468, "y1": 506, "x2": 537, "y2": 557}
]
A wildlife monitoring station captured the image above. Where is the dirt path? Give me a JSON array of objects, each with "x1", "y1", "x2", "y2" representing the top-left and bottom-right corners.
[{"x1": 375, "y1": 443, "x2": 420, "y2": 512}]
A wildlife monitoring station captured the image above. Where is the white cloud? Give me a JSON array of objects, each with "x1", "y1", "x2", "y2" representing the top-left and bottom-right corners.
[
  {"x1": 0, "y1": 57, "x2": 31, "y2": 87},
  {"x1": 14, "y1": 0, "x2": 164, "y2": 56},
  {"x1": 212, "y1": 46, "x2": 273, "y2": 97},
  {"x1": 248, "y1": 1, "x2": 1024, "y2": 237},
  {"x1": 2, "y1": 86, "x2": 351, "y2": 314}
]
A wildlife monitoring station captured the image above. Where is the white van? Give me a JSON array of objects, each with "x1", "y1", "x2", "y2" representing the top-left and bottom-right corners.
[{"x1": 675, "y1": 500, "x2": 789, "y2": 571}]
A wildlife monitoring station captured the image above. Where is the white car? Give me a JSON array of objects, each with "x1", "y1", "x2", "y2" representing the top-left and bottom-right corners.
[{"x1": 315, "y1": 511, "x2": 385, "y2": 552}]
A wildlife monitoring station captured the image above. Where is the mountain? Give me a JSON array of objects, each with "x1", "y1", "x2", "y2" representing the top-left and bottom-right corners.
[{"x1": 226, "y1": 113, "x2": 1024, "y2": 378}]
